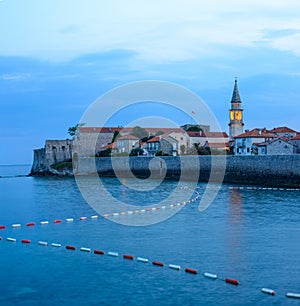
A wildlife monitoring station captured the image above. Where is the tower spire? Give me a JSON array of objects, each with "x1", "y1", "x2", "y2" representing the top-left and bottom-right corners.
[
  {"x1": 228, "y1": 78, "x2": 244, "y2": 140},
  {"x1": 231, "y1": 78, "x2": 241, "y2": 103}
]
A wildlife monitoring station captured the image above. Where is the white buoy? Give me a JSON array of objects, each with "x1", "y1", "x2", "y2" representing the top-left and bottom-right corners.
[
  {"x1": 108, "y1": 251, "x2": 118, "y2": 257},
  {"x1": 112, "y1": 213, "x2": 119, "y2": 216},
  {"x1": 7, "y1": 237, "x2": 16, "y2": 242},
  {"x1": 11, "y1": 224, "x2": 21, "y2": 228},
  {"x1": 51, "y1": 243, "x2": 62, "y2": 247},
  {"x1": 169, "y1": 264, "x2": 181, "y2": 270},
  {"x1": 137, "y1": 257, "x2": 148, "y2": 263},
  {"x1": 204, "y1": 272, "x2": 218, "y2": 279},
  {"x1": 40, "y1": 221, "x2": 49, "y2": 225},
  {"x1": 286, "y1": 292, "x2": 300, "y2": 299},
  {"x1": 127, "y1": 211, "x2": 133, "y2": 214},
  {"x1": 80, "y1": 247, "x2": 91, "y2": 252},
  {"x1": 140, "y1": 209, "x2": 146, "y2": 213},
  {"x1": 261, "y1": 288, "x2": 275, "y2": 295},
  {"x1": 66, "y1": 218, "x2": 74, "y2": 222},
  {"x1": 91, "y1": 215, "x2": 98, "y2": 219},
  {"x1": 38, "y1": 241, "x2": 48, "y2": 246},
  {"x1": 80, "y1": 217, "x2": 87, "y2": 220}
]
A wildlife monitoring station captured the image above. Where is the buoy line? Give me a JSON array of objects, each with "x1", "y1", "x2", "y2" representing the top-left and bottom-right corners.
[
  {"x1": 0, "y1": 187, "x2": 201, "y2": 229},
  {"x1": 228, "y1": 186, "x2": 300, "y2": 191},
  {"x1": 0, "y1": 235, "x2": 298, "y2": 300}
]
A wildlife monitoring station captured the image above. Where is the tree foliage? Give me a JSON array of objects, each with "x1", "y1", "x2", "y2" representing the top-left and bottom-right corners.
[
  {"x1": 68, "y1": 123, "x2": 85, "y2": 137},
  {"x1": 187, "y1": 126, "x2": 203, "y2": 132},
  {"x1": 130, "y1": 126, "x2": 148, "y2": 139},
  {"x1": 129, "y1": 148, "x2": 145, "y2": 156},
  {"x1": 111, "y1": 130, "x2": 120, "y2": 143}
]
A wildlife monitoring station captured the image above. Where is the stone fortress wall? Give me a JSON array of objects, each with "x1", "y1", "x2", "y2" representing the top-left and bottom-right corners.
[
  {"x1": 31, "y1": 139, "x2": 72, "y2": 175},
  {"x1": 74, "y1": 155, "x2": 300, "y2": 188}
]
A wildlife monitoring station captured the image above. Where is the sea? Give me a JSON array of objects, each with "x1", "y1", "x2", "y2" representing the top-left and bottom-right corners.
[{"x1": 0, "y1": 164, "x2": 300, "y2": 305}]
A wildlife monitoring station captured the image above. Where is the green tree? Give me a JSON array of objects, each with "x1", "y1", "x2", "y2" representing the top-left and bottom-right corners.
[
  {"x1": 96, "y1": 148, "x2": 112, "y2": 157},
  {"x1": 68, "y1": 123, "x2": 85, "y2": 137},
  {"x1": 155, "y1": 150, "x2": 170, "y2": 156},
  {"x1": 130, "y1": 126, "x2": 148, "y2": 139},
  {"x1": 155, "y1": 130, "x2": 165, "y2": 136},
  {"x1": 129, "y1": 148, "x2": 144, "y2": 156},
  {"x1": 187, "y1": 126, "x2": 203, "y2": 132},
  {"x1": 111, "y1": 130, "x2": 120, "y2": 143}
]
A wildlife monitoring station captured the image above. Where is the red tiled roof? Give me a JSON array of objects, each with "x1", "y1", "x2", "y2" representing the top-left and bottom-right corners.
[
  {"x1": 268, "y1": 126, "x2": 298, "y2": 134},
  {"x1": 117, "y1": 135, "x2": 139, "y2": 140},
  {"x1": 147, "y1": 136, "x2": 160, "y2": 143},
  {"x1": 79, "y1": 127, "x2": 122, "y2": 133},
  {"x1": 235, "y1": 128, "x2": 276, "y2": 139},
  {"x1": 187, "y1": 132, "x2": 202, "y2": 137},
  {"x1": 144, "y1": 127, "x2": 185, "y2": 134},
  {"x1": 102, "y1": 142, "x2": 116, "y2": 149},
  {"x1": 203, "y1": 132, "x2": 228, "y2": 138},
  {"x1": 205, "y1": 142, "x2": 229, "y2": 148},
  {"x1": 254, "y1": 137, "x2": 292, "y2": 147},
  {"x1": 291, "y1": 134, "x2": 300, "y2": 141},
  {"x1": 78, "y1": 127, "x2": 186, "y2": 135}
]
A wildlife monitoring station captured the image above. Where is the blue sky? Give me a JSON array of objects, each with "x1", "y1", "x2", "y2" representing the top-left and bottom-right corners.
[{"x1": 1, "y1": 0, "x2": 300, "y2": 164}]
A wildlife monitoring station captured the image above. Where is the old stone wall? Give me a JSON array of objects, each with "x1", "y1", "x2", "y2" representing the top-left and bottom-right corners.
[
  {"x1": 45, "y1": 140, "x2": 72, "y2": 166},
  {"x1": 30, "y1": 148, "x2": 49, "y2": 174},
  {"x1": 74, "y1": 155, "x2": 300, "y2": 187}
]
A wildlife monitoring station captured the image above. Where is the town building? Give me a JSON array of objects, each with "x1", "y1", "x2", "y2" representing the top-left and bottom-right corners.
[
  {"x1": 254, "y1": 137, "x2": 294, "y2": 155},
  {"x1": 267, "y1": 127, "x2": 297, "y2": 139},
  {"x1": 116, "y1": 135, "x2": 140, "y2": 154},
  {"x1": 146, "y1": 135, "x2": 178, "y2": 156},
  {"x1": 73, "y1": 127, "x2": 122, "y2": 157},
  {"x1": 290, "y1": 134, "x2": 300, "y2": 153},
  {"x1": 188, "y1": 131, "x2": 229, "y2": 148},
  {"x1": 233, "y1": 128, "x2": 276, "y2": 155}
]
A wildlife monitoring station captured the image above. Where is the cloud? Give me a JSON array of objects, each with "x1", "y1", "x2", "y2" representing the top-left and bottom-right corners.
[
  {"x1": 1, "y1": 0, "x2": 300, "y2": 63},
  {"x1": 1, "y1": 73, "x2": 31, "y2": 81}
]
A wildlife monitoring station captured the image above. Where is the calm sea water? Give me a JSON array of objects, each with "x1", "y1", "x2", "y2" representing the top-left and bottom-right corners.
[{"x1": 0, "y1": 165, "x2": 300, "y2": 305}]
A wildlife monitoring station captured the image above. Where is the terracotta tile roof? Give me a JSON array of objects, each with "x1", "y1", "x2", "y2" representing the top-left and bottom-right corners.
[
  {"x1": 147, "y1": 136, "x2": 160, "y2": 143},
  {"x1": 78, "y1": 127, "x2": 186, "y2": 135},
  {"x1": 187, "y1": 132, "x2": 202, "y2": 137},
  {"x1": 254, "y1": 137, "x2": 292, "y2": 147},
  {"x1": 205, "y1": 142, "x2": 229, "y2": 148},
  {"x1": 203, "y1": 132, "x2": 228, "y2": 138},
  {"x1": 291, "y1": 134, "x2": 300, "y2": 141},
  {"x1": 79, "y1": 127, "x2": 122, "y2": 133},
  {"x1": 102, "y1": 142, "x2": 116, "y2": 149},
  {"x1": 117, "y1": 135, "x2": 139, "y2": 140},
  {"x1": 235, "y1": 128, "x2": 276, "y2": 139},
  {"x1": 268, "y1": 126, "x2": 298, "y2": 134},
  {"x1": 144, "y1": 127, "x2": 185, "y2": 134}
]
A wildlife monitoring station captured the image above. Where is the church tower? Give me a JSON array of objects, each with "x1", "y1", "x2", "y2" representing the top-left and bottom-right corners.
[{"x1": 229, "y1": 78, "x2": 244, "y2": 140}]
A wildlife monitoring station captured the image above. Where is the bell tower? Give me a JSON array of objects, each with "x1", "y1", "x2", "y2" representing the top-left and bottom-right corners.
[{"x1": 229, "y1": 78, "x2": 244, "y2": 140}]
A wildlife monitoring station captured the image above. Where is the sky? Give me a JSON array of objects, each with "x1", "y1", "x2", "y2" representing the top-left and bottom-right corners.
[{"x1": 1, "y1": 0, "x2": 300, "y2": 164}]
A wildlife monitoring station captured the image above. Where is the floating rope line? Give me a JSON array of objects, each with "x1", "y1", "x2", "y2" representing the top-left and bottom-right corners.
[
  {"x1": 1, "y1": 185, "x2": 298, "y2": 229},
  {"x1": 228, "y1": 186, "x2": 300, "y2": 191},
  {"x1": 0, "y1": 235, "x2": 298, "y2": 300}
]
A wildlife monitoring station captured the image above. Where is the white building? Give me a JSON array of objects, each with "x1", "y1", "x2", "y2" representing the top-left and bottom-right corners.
[
  {"x1": 116, "y1": 135, "x2": 140, "y2": 154},
  {"x1": 267, "y1": 127, "x2": 297, "y2": 139},
  {"x1": 234, "y1": 128, "x2": 276, "y2": 155},
  {"x1": 255, "y1": 138, "x2": 294, "y2": 155},
  {"x1": 290, "y1": 134, "x2": 300, "y2": 153}
]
